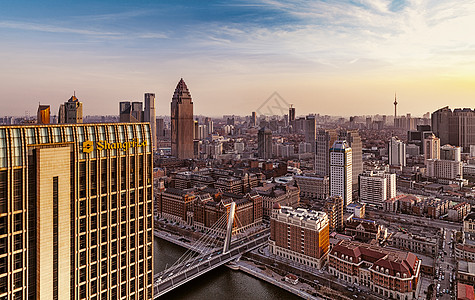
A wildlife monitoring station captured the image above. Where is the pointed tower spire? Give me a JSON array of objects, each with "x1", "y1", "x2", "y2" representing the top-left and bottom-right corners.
[{"x1": 393, "y1": 92, "x2": 398, "y2": 119}]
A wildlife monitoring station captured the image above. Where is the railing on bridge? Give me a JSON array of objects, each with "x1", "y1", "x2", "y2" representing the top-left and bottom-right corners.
[{"x1": 153, "y1": 201, "x2": 269, "y2": 298}]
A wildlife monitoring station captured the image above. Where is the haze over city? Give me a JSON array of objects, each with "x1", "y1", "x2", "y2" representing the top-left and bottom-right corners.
[{"x1": 1, "y1": 0, "x2": 475, "y2": 117}]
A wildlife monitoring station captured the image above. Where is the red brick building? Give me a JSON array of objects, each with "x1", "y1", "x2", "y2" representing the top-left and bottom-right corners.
[
  {"x1": 270, "y1": 205, "x2": 329, "y2": 269},
  {"x1": 329, "y1": 240, "x2": 421, "y2": 300}
]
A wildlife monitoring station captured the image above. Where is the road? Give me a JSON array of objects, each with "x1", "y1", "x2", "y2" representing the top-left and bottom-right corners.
[
  {"x1": 366, "y1": 209, "x2": 462, "y2": 232},
  {"x1": 434, "y1": 228, "x2": 456, "y2": 299}
]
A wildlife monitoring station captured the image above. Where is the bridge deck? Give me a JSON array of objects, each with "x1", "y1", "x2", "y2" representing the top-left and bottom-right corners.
[{"x1": 154, "y1": 232, "x2": 269, "y2": 298}]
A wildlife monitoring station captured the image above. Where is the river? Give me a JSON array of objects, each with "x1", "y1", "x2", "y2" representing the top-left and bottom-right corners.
[{"x1": 154, "y1": 237, "x2": 301, "y2": 300}]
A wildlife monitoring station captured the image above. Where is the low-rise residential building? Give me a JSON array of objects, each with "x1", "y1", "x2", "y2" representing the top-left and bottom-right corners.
[
  {"x1": 344, "y1": 219, "x2": 386, "y2": 243},
  {"x1": 389, "y1": 232, "x2": 439, "y2": 257},
  {"x1": 456, "y1": 244, "x2": 475, "y2": 262},
  {"x1": 448, "y1": 202, "x2": 471, "y2": 222},
  {"x1": 457, "y1": 282, "x2": 475, "y2": 300},
  {"x1": 253, "y1": 183, "x2": 300, "y2": 218},
  {"x1": 463, "y1": 212, "x2": 475, "y2": 243},
  {"x1": 329, "y1": 240, "x2": 421, "y2": 300},
  {"x1": 426, "y1": 158, "x2": 463, "y2": 183},
  {"x1": 157, "y1": 187, "x2": 263, "y2": 233},
  {"x1": 346, "y1": 203, "x2": 366, "y2": 219},
  {"x1": 270, "y1": 205, "x2": 330, "y2": 269},
  {"x1": 457, "y1": 261, "x2": 475, "y2": 285},
  {"x1": 294, "y1": 174, "x2": 329, "y2": 199},
  {"x1": 157, "y1": 188, "x2": 196, "y2": 224}
]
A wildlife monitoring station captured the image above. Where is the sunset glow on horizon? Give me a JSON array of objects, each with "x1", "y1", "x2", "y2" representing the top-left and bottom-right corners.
[{"x1": 1, "y1": 0, "x2": 475, "y2": 117}]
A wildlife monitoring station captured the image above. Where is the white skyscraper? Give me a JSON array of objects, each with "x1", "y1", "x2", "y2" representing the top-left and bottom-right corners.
[
  {"x1": 388, "y1": 136, "x2": 406, "y2": 167},
  {"x1": 144, "y1": 93, "x2": 157, "y2": 150},
  {"x1": 359, "y1": 171, "x2": 396, "y2": 207},
  {"x1": 330, "y1": 140, "x2": 352, "y2": 206}
]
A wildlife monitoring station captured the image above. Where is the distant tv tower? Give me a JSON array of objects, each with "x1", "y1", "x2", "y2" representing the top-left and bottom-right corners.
[{"x1": 393, "y1": 93, "x2": 398, "y2": 119}]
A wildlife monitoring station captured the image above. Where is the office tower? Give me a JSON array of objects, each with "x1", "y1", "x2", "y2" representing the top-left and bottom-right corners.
[
  {"x1": 171, "y1": 78, "x2": 194, "y2": 159},
  {"x1": 407, "y1": 125, "x2": 432, "y2": 154},
  {"x1": 366, "y1": 117, "x2": 372, "y2": 129},
  {"x1": 423, "y1": 133, "x2": 440, "y2": 163},
  {"x1": 269, "y1": 205, "x2": 329, "y2": 269},
  {"x1": 144, "y1": 93, "x2": 156, "y2": 150},
  {"x1": 119, "y1": 101, "x2": 143, "y2": 123},
  {"x1": 440, "y1": 145, "x2": 461, "y2": 161},
  {"x1": 0, "y1": 123, "x2": 154, "y2": 299},
  {"x1": 37, "y1": 104, "x2": 50, "y2": 124},
  {"x1": 330, "y1": 140, "x2": 352, "y2": 206},
  {"x1": 156, "y1": 118, "x2": 165, "y2": 138},
  {"x1": 388, "y1": 136, "x2": 406, "y2": 167},
  {"x1": 193, "y1": 120, "x2": 199, "y2": 140},
  {"x1": 58, "y1": 94, "x2": 83, "y2": 124},
  {"x1": 204, "y1": 117, "x2": 213, "y2": 136},
  {"x1": 432, "y1": 107, "x2": 475, "y2": 151},
  {"x1": 359, "y1": 171, "x2": 396, "y2": 208},
  {"x1": 250, "y1": 112, "x2": 257, "y2": 127},
  {"x1": 288, "y1": 105, "x2": 295, "y2": 124},
  {"x1": 315, "y1": 129, "x2": 338, "y2": 177},
  {"x1": 305, "y1": 115, "x2": 316, "y2": 153},
  {"x1": 338, "y1": 130, "x2": 362, "y2": 190},
  {"x1": 257, "y1": 127, "x2": 272, "y2": 159}
]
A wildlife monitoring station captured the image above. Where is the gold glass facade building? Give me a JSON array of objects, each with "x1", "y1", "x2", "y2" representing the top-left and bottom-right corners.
[{"x1": 0, "y1": 123, "x2": 153, "y2": 300}]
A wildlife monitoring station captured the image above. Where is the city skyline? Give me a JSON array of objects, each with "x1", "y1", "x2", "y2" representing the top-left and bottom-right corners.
[{"x1": 1, "y1": 0, "x2": 475, "y2": 117}]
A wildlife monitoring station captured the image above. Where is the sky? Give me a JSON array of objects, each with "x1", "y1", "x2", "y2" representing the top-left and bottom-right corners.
[{"x1": 1, "y1": 0, "x2": 475, "y2": 118}]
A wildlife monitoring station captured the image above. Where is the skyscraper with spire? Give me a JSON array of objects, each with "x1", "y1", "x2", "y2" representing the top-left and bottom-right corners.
[{"x1": 171, "y1": 78, "x2": 194, "y2": 159}]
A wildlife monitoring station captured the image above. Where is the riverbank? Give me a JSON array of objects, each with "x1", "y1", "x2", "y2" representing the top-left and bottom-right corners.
[
  {"x1": 228, "y1": 260, "x2": 321, "y2": 300},
  {"x1": 155, "y1": 230, "x2": 314, "y2": 299}
]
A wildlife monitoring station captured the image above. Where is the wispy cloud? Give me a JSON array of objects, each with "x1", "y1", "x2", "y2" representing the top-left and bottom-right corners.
[{"x1": 0, "y1": 20, "x2": 119, "y2": 36}]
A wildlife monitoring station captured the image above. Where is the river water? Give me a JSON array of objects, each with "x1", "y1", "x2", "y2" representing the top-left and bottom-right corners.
[{"x1": 154, "y1": 237, "x2": 301, "y2": 300}]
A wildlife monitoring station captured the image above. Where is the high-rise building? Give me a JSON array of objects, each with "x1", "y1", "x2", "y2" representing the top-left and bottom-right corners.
[
  {"x1": 339, "y1": 130, "x2": 362, "y2": 190},
  {"x1": 304, "y1": 115, "x2": 316, "y2": 153},
  {"x1": 250, "y1": 112, "x2": 257, "y2": 127},
  {"x1": 171, "y1": 78, "x2": 194, "y2": 159},
  {"x1": 316, "y1": 129, "x2": 338, "y2": 177},
  {"x1": 0, "y1": 123, "x2": 154, "y2": 299},
  {"x1": 288, "y1": 105, "x2": 295, "y2": 124},
  {"x1": 37, "y1": 104, "x2": 50, "y2": 124},
  {"x1": 144, "y1": 93, "x2": 156, "y2": 150},
  {"x1": 388, "y1": 137, "x2": 406, "y2": 167},
  {"x1": 423, "y1": 133, "x2": 440, "y2": 163},
  {"x1": 323, "y1": 196, "x2": 344, "y2": 232},
  {"x1": 58, "y1": 94, "x2": 83, "y2": 124},
  {"x1": 156, "y1": 118, "x2": 165, "y2": 138},
  {"x1": 432, "y1": 106, "x2": 475, "y2": 152},
  {"x1": 330, "y1": 140, "x2": 352, "y2": 206},
  {"x1": 269, "y1": 205, "x2": 329, "y2": 269},
  {"x1": 407, "y1": 125, "x2": 432, "y2": 154},
  {"x1": 440, "y1": 144, "x2": 461, "y2": 162},
  {"x1": 119, "y1": 101, "x2": 143, "y2": 123},
  {"x1": 359, "y1": 171, "x2": 396, "y2": 208},
  {"x1": 257, "y1": 127, "x2": 272, "y2": 159},
  {"x1": 204, "y1": 117, "x2": 213, "y2": 136}
]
